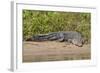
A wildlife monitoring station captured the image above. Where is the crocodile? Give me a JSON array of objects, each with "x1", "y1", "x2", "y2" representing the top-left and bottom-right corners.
[{"x1": 26, "y1": 31, "x2": 84, "y2": 47}]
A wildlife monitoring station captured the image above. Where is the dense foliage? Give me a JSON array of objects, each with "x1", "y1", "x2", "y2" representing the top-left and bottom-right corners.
[{"x1": 23, "y1": 10, "x2": 91, "y2": 42}]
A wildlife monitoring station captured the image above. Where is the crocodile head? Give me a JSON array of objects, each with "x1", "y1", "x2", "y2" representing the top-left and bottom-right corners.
[{"x1": 71, "y1": 38, "x2": 84, "y2": 47}]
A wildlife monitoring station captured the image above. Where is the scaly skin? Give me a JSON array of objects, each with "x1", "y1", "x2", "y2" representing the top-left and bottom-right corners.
[{"x1": 26, "y1": 31, "x2": 84, "y2": 47}]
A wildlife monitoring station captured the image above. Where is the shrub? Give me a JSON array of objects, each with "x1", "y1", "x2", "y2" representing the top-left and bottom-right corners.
[{"x1": 23, "y1": 10, "x2": 91, "y2": 42}]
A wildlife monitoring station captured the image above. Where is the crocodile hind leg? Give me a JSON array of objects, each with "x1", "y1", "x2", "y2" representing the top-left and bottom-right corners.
[{"x1": 57, "y1": 33, "x2": 64, "y2": 42}]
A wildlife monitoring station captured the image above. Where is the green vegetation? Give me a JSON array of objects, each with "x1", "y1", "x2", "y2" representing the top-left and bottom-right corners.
[{"x1": 23, "y1": 10, "x2": 91, "y2": 42}]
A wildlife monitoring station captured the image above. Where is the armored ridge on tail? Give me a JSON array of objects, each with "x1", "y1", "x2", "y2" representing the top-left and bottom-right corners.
[
  {"x1": 26, "y1": 32, "x2": 64, "y2": 41},
  {"x1": 26, "y1": 31, "x2": 84, "y2": 47}
]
